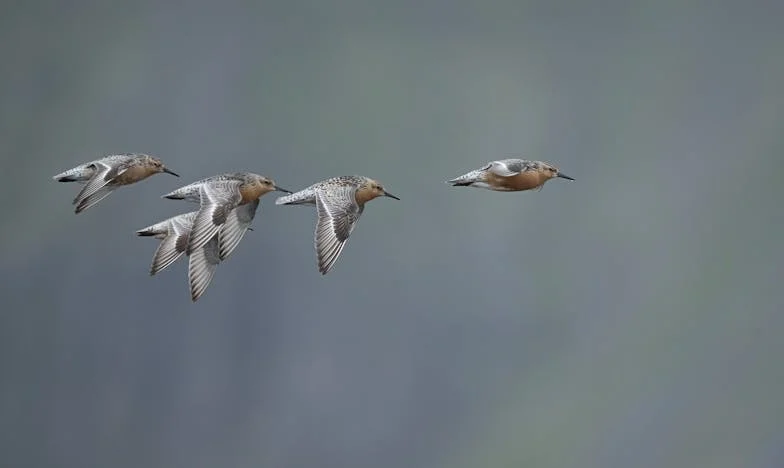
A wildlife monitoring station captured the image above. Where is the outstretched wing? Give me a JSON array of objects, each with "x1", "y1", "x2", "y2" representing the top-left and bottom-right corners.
[
  {"x1": 73, "y1": 161, "x2": 125, "y2": 213},
  {"x1": 314, "y1": 186, "x2": 363, "y2": 274},
  {"x1": 188, "y1": 234, "x2": 221, "y2": 302},
  {"x1": 219, "y1": 199, "x2": 260, "y2": 260},
  {"x1": 149, "y1": 213, "x2": 196, "y2": 275},
  {"x1": 187, "y1": 180, "x2": 242, "y2": 254}
]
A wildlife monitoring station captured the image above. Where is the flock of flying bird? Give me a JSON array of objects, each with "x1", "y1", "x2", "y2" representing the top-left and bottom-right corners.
[{"x1": 53, "y1": 153, "x2": 574, "y2": 301}]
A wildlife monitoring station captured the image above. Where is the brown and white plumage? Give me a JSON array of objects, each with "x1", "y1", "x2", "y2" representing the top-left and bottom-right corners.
[
  {"x1": 276, "y1": 175, "x2": 399, "y2": 275},
  {"x1": 53, "y1": 153, "x2": 179, "y2": 213},
  {"x1": 163, "y1": 172, "x2": 290, "y2": 259},
  {"x1": 447, "y1": 158, "x2": 574, "y2": 192},
  {"x1": 160, "y1": 172, "x2": 289, "y2": 301}
]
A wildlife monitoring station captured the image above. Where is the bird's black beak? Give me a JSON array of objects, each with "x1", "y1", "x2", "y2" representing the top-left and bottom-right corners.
[
  {"x1": 556, "y1": 172, "x2": 574, "y2": 181},
  {"x1": 163, "y1": 167, "x2": 180, "y2": 177},
  {"x1": 383, "y1": 191, "x2": 400, "y2": 200},
  {"x1": 274, "y1": 185, "x2": 292, "y2": 194}
]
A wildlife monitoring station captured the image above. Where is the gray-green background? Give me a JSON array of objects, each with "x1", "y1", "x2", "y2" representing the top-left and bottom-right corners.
[{"x1": 2, "y1": 1, "x2": 783, "y2": 467}]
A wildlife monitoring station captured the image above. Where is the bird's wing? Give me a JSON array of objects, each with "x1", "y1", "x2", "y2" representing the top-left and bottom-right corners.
[
  {"x1": 74, "y1": 186, "x2": 115, "y2": 214},
  {"x1": 188, "y1": 234, "x2": 221, "y2": 302},
  {"x1": 494, "y1": 159, "x2": 540, "y2": 176},
  {"x1": 72, "y1": 161, "x2": 124, "y2": 213},
  {"x1": 485, "y1": 160, "x2": 529, "y2": 177},
  {"x1": 187, "y1": 180, "x2": 242, "y2": 254},
  {"x1": 314, "y1": 185, "x2": 363, "y2": 274},
  {"x1": 218, "y1": 198, "x2": 260, "y2": 260},
  {"x1": 149, "y1": 212, "x2": 197, "y2": 275}
]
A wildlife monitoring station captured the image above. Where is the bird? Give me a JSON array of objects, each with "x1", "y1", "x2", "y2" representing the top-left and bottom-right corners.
[
  {"x1": 53, "y1": 153, "x2": 179, "y2": 213},
  {"x1": 162, "y1": 173, "x2": 290, "y2": 301},
  {"x1": 446, "y1": 159, "x2": 573, "y2": 192},
  {"x1": 162, "y1": 172, "x2": 290, "y2": 258},
  {"x1": 136, "y1": 211, "x2": 231, "y2": 302},
  {"x1": 275, "y1": 175, "x2": 399, "y2": 275}
]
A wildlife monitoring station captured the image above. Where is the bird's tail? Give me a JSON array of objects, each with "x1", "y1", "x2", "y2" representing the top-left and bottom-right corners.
[
  {"x1": 136, "y1": 212, "x2": 197, "y2": 237},
  {"x1": 52, "y1": 164, "x2": 94, "y2": 183},
  {"x1": 445, "y1": 169, "x2": 486, "y2": 186},
  {"x1": 275, "y1": 189, "x2": 316, "y2": 206},
  {"x1": 136, "y1": 221, "x2": 170, "y2": 237},
  {"x1": 161, "y1": 183, "x2": 201, "y2": 201}
]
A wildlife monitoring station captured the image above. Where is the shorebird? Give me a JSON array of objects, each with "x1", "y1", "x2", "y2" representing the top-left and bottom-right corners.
[
  {"x1": 275, "y1": 175, "x2": 399, "y2": 275},
  {"x1": 163, "y1": 172, "x2": 290, "y2": 259},
  {"x1": 136, "y1": 211, "x2": 221, "y2": 302},
  {"x1": 162, "y1": 172, "x2": 289, "y2": 301},
  {"x1": 53, "y1": 153, "x2": 179, "y2": 213},
  {"x1": 446, "y1": 159, "x2": 573, "y2": 192}
]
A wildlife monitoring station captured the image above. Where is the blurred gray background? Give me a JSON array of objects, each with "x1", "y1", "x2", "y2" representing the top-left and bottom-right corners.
[{"x1": 1, "y1": 1, "x2": 783, "y2": 467}]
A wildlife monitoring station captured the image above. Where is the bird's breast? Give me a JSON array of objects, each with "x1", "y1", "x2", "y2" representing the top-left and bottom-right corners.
[
  {"x1": 485, "y1": 171, "x2": 547, "y2": 191},
  {"x1": 354, "y1": 186, "x2": 377, "y2": 204},
  {"x1": 239, "y1": 184, "x2": 267, "y2": 203},
  {"x1": 114, "y1": 165, "x2": 157, "y2": 185}
]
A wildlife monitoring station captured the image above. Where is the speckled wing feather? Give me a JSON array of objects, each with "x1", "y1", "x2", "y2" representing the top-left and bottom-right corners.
[
  {"x1": 314, "y1": 185, "x2": 363, "y2": 274},
  {"x1": 72, "y1": 156, "x2": 140, "y2": 210},
  {"x1": 218, "y1": 199, "x2": 259, "y2": 260},
  {"x1": 187, "y1": 180, "x2": 242, "y2": 255},
  {"x1": 71, "y1": 161, "x2": 120, "y2": 212},
  {"x1": 188, "y1": 234, "x2": 220, "y2": 302},
  {"x1": 74, "y1": 186, "x2": 115, "y2": 214},
  {"x1": 149, "y1": 212, "x2": 197, "y2": 275}
]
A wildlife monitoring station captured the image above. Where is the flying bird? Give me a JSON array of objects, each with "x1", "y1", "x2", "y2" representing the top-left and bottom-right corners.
[
  {"x1": 162, "y1": 172, "x2": 290, "y2": 260},
  {"x1": 447, "y1": 159, "x2": 573, "y2": 192},
  {"x1": 161, "y1": 172, "x2": 289, "y2": 300},
  {"x1": 53, "y1": 153, "x2": 179, "y2": 213},
  {"x1": 276, "y1": 175, "x2": 399, "y2": 274}
]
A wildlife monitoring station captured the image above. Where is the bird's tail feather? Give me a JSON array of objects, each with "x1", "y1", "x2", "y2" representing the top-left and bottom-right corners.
[{"x1": 446, "y1": 169, "x2": 485, "y2": 186}]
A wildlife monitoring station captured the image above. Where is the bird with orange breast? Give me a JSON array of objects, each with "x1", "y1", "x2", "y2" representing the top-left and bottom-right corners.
[{"x1": 447, "y1": 159, "x2": 573, "y2": 192}]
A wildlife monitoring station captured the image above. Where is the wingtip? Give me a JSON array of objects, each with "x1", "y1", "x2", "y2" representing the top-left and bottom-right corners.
[{"x1": 190, "y1": 284, "x2": 206, "y2": 302}]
